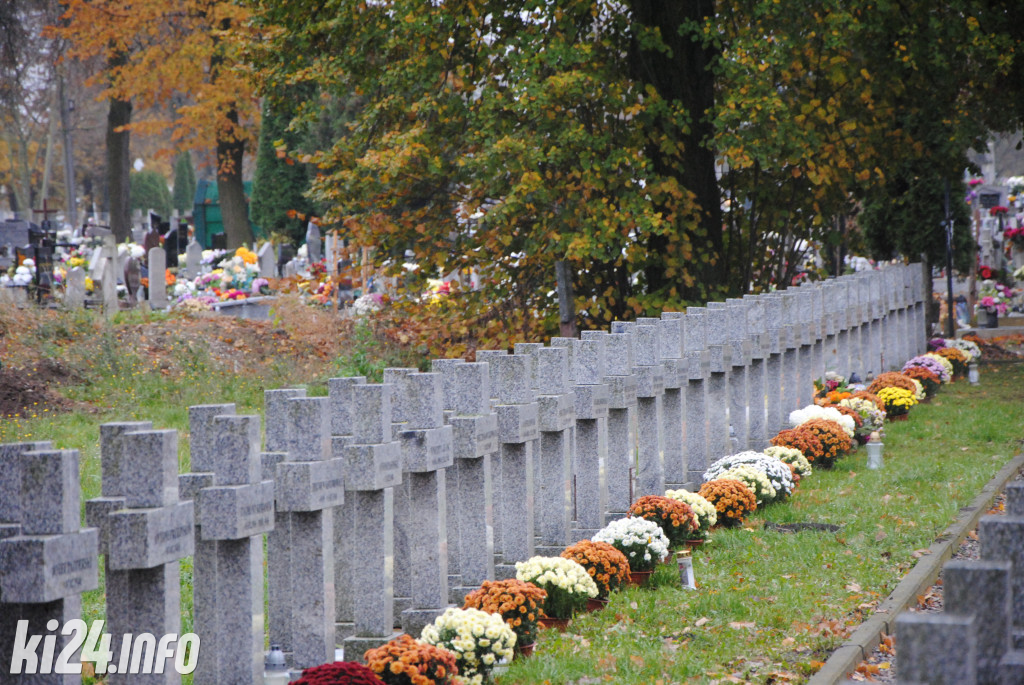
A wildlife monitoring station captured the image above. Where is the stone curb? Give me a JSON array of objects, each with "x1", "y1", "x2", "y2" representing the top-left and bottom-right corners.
[{"x1": 808, "y1": 450, "x2": 1024, "y2": 685}]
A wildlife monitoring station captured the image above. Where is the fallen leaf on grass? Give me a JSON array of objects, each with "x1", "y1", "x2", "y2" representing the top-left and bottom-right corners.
[
  {"x1": 968, "y1": 530, "x2": 979, "y2": 540},
  {"x1": 809, "y1": 660, "x2": 826, "y2": 670},
  {"x1": 845, "y1": 582, "x2": 863, "y2": 592},
  {"x1": 881, "y1": 494, "x2": 892, "y2": 504},
  {"x1": 695, "y1": 617, "x2": 710, "y2": 627},
  {"x1": 728, "y1": 621, "x2": 756, "y2": 630},
  {"x1": 960, "y1": 446, "x2": 970, "y2": 451},
  {"x1": 629, "y1": 655, "x2": 645, "y2": 668},
  {"x1": 911, "y1": 548, "x2": 932, "y2": 558},
  {"x1": 781, "y1": 637, "x2": 796, "y2": 646},
  {"x1": 875, "y1": 530, "x2": 887, "y2": 542}
]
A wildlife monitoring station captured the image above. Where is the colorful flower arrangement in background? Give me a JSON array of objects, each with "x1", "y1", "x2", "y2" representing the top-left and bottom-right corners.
[
  {"x1": 1006, "y1": 227, "x2": 1024, "y2": 249},
  {"x1": 462, "y1": 579, "x2": 547, "y2": 647},
  {"x1": 868, "y1": 371, "x2": 922, "y2": 395},
  {"x1": 697, "y1": 478, "x2": 757, "y2": 527},
  {"x1": 716, "y1": 465, "x2": 776, "y2": 505},
  {"x1": 420, "y1": 607, "x2": 516, "y2": 685},
  {"x1": 592, "y1": 517, "x2": 670, "y2": 573},
  {"x1": 771, "y1": 427, "x2": 826, "y2": 467},
  {"x1": 560, "y1": 540, "x2": 631, "y2": 598},
  {"x1": 789, "y1": 404, "x2": 856, "y2": 438},
  {"x1": 702, "y1": 451, "x2": 796, "y2": 503},
  {"x1": 514, "y1": 556, "x2": 598, "y2": 619},
  {"x1": 935, "y1": 347, "x2": 969, "y2": 377},
  {"x1": 900, "y1": 366, "x2": 941, "y2": 398},
  {"x1": 795, "y1": 418, "x2": 853, "y2": 468},
  {"x1": 364, "y1": 634, "x2": 458, "y2": 685}
]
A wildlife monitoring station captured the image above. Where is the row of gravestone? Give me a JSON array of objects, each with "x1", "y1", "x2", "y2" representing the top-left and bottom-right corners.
[
  {"x1": 884, "y1": 481, "x2": 1024, "y2": 685},
  {"x1": 0, "y1": 264, "x2": 928, "y2": 684}
]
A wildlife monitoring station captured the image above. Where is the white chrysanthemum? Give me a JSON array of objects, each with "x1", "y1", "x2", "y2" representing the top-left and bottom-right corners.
[
  {"x1": 593, "y1": 517, "x2": 670, "y2": 568},
  {"x1": 420, "y1": 607, "x2": 515, "y2": 680},
  {"x1": 908, "y1": 378, "x2": 925, "y2": 400},
  {"x1": 764, "y1": 445, "x2": 813, "y2": 478},
  {"x1": 514, "y1": 556, "x2": 598, "y2": 598},
  {"x1": 943, "y1": 338, "x2": 981, "y2": 362},
  {"x1": 665, "y1": 489, "x2": 718, "y2": 532},
  {"x1": 702, "y1": 451, "x2": 795, "y2": 500},
  {"x1": 718, "y1": 465, "x2": 776, "y2": 505},
  {"x1": 789, "y1": 404, "x2": 856, "y2": 437}
]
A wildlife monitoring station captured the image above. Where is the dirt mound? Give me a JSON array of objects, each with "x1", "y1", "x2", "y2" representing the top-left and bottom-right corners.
[{"x1": 0, "y1": 358, "x2": 79, "y2": 418}]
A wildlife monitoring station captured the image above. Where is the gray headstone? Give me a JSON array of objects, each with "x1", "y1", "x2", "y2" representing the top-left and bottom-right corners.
[
  {"x1": 184, "y1": 240, "x2": 203, "y2": 279},
  {"x1": 895, "y1": 612, "x2": 977, "y2": 685},
  {"x1": 65, "y1": 266, "x2": 86, "y2": 308},
  {"x1": 148, "y1": 247, "x2": 167, "y2": 308},
  {"x1": 305, "y1": 222, "x2": 321, "y2": 263},
  {"x1": 258, "y1": 242, "x2": 276, "y2": 278},
  {"x1": 944, "y1": 560, "x2": 1012, "y2": 683}
]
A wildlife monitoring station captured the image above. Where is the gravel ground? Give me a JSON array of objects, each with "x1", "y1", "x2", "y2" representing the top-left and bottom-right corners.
[{"x1": 850, "y1": 487, "x2": 1012, "y2": 682}]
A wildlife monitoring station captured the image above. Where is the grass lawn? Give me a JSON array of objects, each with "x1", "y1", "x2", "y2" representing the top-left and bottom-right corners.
[
  {"x1": 500, "y1": 364, "x2": 1024, "y2": 684},
  {"x1": 2, "y1": 305, "x2": 1021, "y2": 684}
]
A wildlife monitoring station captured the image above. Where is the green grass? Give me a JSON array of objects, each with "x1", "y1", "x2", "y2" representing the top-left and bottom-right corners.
[{"x1": 499, "y1": 366, "x2": 1024, "y2": 684}]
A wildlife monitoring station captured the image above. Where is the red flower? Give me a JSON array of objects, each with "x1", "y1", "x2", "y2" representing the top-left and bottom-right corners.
[
  {"x1": 989, "y1": 206, "x2": 1009, "y2": 216},
  {"x1": 979, "y1": 265, "x2": 993, "y2": 280}
]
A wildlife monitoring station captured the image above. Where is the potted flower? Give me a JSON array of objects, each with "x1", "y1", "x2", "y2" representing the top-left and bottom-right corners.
[
  {"x1": 763, "y1": 445, "x2": 813, "y2": 480},
  {"x1": 514, "y1": 556, "x2": 598, "y2": 628},
  {"x1": 794, "y1": 418, "x2": 853, "y2": 467},
  {"x1": 902, "y1": 356, "x2": 951, "y2": 385},
  {"x1": 364, "y1": 634, "x2": 458, "y2": 685},
  {"x1": 921, "y1": 353, "x2": 955, "y2": 383},
  {"x1": 788, "y1": 404, "x2": 856, "y2": 439},
  {"x1": 935, "y1": 347, "x2": 970, "y2": 378},
  {"x1": 901, "y1": 366, "x2": 940, "y2": 399},
  {"x1": 560, "y1": 540, "x2": 630, "y2": 608},
  {"x1": 664, "y1": 489, "x2": 718, "y2": 542},
  {"x1": 716, "y1": 465, "x2": 776, "y2": 506},
  {"x1": 702, "y1": 451, "x2": 796, "y2": 503},
  {"x1": 837, "y1": 397, "x2": 887, "y2": 440},
  {"x1": 770, "y1": 426, "x2": 825, "y2": 467},
  {"x1": 592, "y1": 517, "x2": 670, "y2": 586},
  {"x1": 462, "y1": 579, "x2": 547, "y2": 656},
  {"x1": 876, "y1": 386, "x2": 917, "y2": 420},
  {"x1": 420, "y1": 607, "x2": 516, "y2": 684},
  {"x1": 627, "y1": 495, "x2": 700, "y2": 549},
  {"x1": 289, "y1": 661, "x2": 386, "y2": 685},
  {"x1": 697, "y1": 478, "x2": 757, "y2": 528},
  {"x1": 867, "y1": 372, "x2": 920, "y2": 396}
]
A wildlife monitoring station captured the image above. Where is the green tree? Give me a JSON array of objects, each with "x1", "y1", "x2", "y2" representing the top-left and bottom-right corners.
[
  {"x1": 130, "y1": 168, "x2": 172, "y2": 218},
  {"x1": 172, "y1": 151, "x2": 196, "y2": 216},
  {"x1": 251, "y1": 97, "x2": 312, "y2": 243}
]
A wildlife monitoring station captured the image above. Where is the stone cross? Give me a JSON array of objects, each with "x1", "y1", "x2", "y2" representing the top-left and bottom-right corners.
[
  {"x1": 693, "y1": 307, "x2": 732, "y2": 462},
  {"x1": 590, "y1": 331, "x2": 638, "y2": 521},
  {"x1": 391, "y1": 371, "x2": 454, "y2": 636},
  {"x1": 382, "y1": 367, "x2": 418, "y2": 628},
  {"x1": 263, "y1": 388, "x2": 306, "y2": 661},
  {"x1": 522, "y1": 346, "x2": 574, "y2": 555},
  {"x1": 100, "y1": 239, "x2": 118, "y2": 317},
  {"x1": 760, "y1": 295, "x2": 786, "y2": 438},
  {"x1": 779, "y1": 292, "x2": 806, "y2": 413},
  {"x1": 434, "y1": 360, "x2": 497, "y2": 601},
  {"x1": 569, "y1": 336, "x2": 610, "y2": 539},
  {"x1": 512, "y1": 342, "x2": 545, "y2": 543},
  {"x1": 708, "y1": 301, "x2": 751, "y2": 452},
  {"x1": 148, "y1": 247, "x2": 167, "y2": 309},
  {"x1": 327, "y1": 376, "x2": 366, "y2": 644},
  {"x1": 738, "y1": 296, "x2": 769, "y2": 450},
  {"x1": 613, "y1": 320, "x2": 666, "y2": 497},
  {"x1": 85, "y1": 425, "x2": 195, "y2": 685},
  {"x1": 276, "y1": 395, "x2": 342, "y2": 674},
  {"x1": 487, "y1": 353, "x2": 538, "y2": 578},
  {"x1": 0, "y1": 445, "x2": 99, "y2": 685},
  {"x1": 645, "y1": 315, "x2": 686, "y2": 491},
  {"x1": 341, "y1": 383, "x2": 403, "y2": 663},
  {"x1": 195, "y1": 413, "x2": 274, "y2": 685},
  {"x1": 473, "y1": 350, "x2": 509, "y2": 570}
]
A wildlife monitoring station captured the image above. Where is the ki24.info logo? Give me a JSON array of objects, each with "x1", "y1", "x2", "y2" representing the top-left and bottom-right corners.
[{"x1": 8, "y1": 619, "x2": 199, "y2": 676}]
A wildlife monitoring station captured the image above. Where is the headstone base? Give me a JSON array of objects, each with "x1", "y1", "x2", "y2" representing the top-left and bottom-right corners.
[
  {"x1": 999, "y1": 649, "x2": 1024, "y2": 682},
  {"x1": 494, "y1": 564, "x2": 518, "y2": 580},
  {"x1": 571, "y1": 528, "x2": 602, "y2": 542},
  {"x1": 335, "y1": 622, "x2": 356, "y2": 643},
  {"x1": 604, "y1": 511, "x2": 628, "y2": 526},
  {"x1": 392, "y1": 597, "x2": 412, "y2": 628},
  {"x1": 401, "y1": 607, "x2": 447, "y2": 637},
  {"x1": 343, "y1": 633, "x2": 404, "y2": 665},
  {"x1": 449, "y1": 586, "x2": 476, "y2": 606},
  {"x1": 534, "y1": 545, "x2": 567, "y2": 557}
]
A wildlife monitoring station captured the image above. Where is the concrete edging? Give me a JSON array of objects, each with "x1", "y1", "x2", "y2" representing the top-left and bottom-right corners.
[{"x1": 807, "y1": 450, "x2": 1024, "y2": 685}]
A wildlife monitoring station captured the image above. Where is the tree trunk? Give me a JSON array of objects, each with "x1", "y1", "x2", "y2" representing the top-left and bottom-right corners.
[
  {"x1": 217, "y1": 123, "x2": 252, "y2": 249},
  {"x1": 630, "y1": 0, "x2": 723, "y2": 302},
  {"x1": 106, "y1": 92, "x2": 132, "y2": 241}
]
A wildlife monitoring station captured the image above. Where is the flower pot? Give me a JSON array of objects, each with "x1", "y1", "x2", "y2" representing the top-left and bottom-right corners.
[
  {"x1": 888, "y1": 413, "x2": 909, "y2": 422},
  {"x1": 626, "y1": 570, "x2": 654, "y2": 587},
  {"x1": 683, "y1": 538, "x2": 705, "y2": 549},
  {"x1": 538, "y1": 617, "x2": 570, "y2": 631},
  {"x1": 983, "y1": 309, "x2": 999, "y2": 329},
  {"x1": 514, "y1": 642, "x2": 535, "y2": 658},
  {"x1": 585, "y1": 598, "x2": 608, "y2": 612}
]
